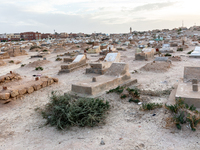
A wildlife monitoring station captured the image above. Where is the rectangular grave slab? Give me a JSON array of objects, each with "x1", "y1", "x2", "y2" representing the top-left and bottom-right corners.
[
  {"x1": 176, "y1": 83, "x2": 200, "y2": 108},
  {"x1": 72, "y1": 63, "x2": 137, "y2": 96},
  {"x1": 86, "y1": 53, "x2": 120, "y2": 75},
  {"x1": 184, "y1": 67, "x2": 200, "y2": 82}
]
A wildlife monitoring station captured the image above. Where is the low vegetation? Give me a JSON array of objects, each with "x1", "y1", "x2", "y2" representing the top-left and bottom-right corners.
[
  {"x1": 9, "y1": 60, "x2": 14, "y2": 63},
  {"x1": 187, "y1": 50, "x2": 194, "y2": 54},
  {"x1": 165, "y1": 53, "x2": 172, "y2": 57},
  {"x1": 140, "y1": 102, "x2": 163, "y2": 111},
  {"x1": 165, "y1": 98, "x2": 200, "y2": 131},
  {"x1": 21, "y1": 64, "x2": 26, "y2": 67},
  {"x1": 55, "y1": 57, "x2": 62, "y2": 61},
  {"x1": 35, "y1": 66, "x2": 43, "y2": 71},
  {"x1": 30, "y1": 45, "x2": 41, "y2": 50},
  {"x1": 41, "y1": 92, "x2": 110, "y2": 130},
  {"x1": 106, "y1": 86, "x2": 125, "y2": 94},
  {"x1": 177, "y1": 48, "x2": 183, "y2": 51}
]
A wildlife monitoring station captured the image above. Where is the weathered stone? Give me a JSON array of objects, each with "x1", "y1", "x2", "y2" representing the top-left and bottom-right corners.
[
  {"x1": 192, "y1": 79, "x2": 198, "y2": 84},
  {"x1": 33, "y1": 84, "x2": 41, "y2": 91},
  {"x1": 5, "y1": 77, "x2": 10, "y2": 80},
  {"x1": 11, "y1": 90, "x2": 19, "y2": 98},
  {"x1": 41, "y1": 81, "x2": 48, "y2": 88},
  {"x1": 193, "y1": 84, "x2": 198, "y2": 92},
  {"x1": 92, "y1": 77, "x2": 97, "y2": 82},
  {"x1": 18, "y1": 88, "x2": 27, "y2": 95},
  {"x1": 0, "y1": 93, "x2": 10, "y2": 100},
  {"x1": 26, "y1": 86, "x2": 34, "y2": 94},
  {"x1": 47, "y1": 79, "x2": 54, "y2": 85},
  {"x1": 52, "y1": 78, "x2": 58, "y2": 82}
]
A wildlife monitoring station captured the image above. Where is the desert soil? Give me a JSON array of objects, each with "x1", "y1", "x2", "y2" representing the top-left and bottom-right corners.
[{"x1": 1, "y1": 46, "x2": 200, "y2": 150}]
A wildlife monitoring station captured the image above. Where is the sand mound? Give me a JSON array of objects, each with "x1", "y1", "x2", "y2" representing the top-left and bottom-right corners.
[
  {"x1": 140, "y1": 61, "x2": 171, "y2": 72},
  {"x1": 0, "y1": 60, "x2": 6, "y2": 66},
  {"x1": 70, "y1": 46, "x2": 79, "y2": 50},
  {"x1": 25, "y1": 60, "x2": 50, "y2": 68},
  {"x1": 81, "y1": 43, "x2": 90, "y2": 49}
]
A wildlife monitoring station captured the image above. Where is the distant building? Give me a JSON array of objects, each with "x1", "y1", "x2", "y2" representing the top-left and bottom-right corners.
[
  {"x1": 20, "y1": 32, "x2": 41, "y2": 40},
  {"x1": 0, "y1": 33, "x2": 7, "y2": 41},
  {"x1": 41, "y1": 33, "x2": 51, "y2": 39},
  {"x1": 60, "y1": 32, "x2": 69, "y2": 38}
]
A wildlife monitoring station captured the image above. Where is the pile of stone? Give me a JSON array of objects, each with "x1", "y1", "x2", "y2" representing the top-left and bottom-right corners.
[
  {"x1": 0, "y1": 72, "x2": 21, "y2": 84},
  {"x1": 0, "y1": 76, "x2": 58, "y2": 102}
]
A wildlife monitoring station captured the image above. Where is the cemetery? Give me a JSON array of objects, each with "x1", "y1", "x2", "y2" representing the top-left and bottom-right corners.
[{"x1": 1, "y1": 30, "x2": 200, "y2": 149}]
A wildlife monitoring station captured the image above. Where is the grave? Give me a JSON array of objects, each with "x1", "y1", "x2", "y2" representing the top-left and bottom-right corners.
[
  {"x1": 0, "y1": 75, "x2": 58, "y2": 103},
  {"x1": 58, "y1": 54, "x2": 87, "y2": 74},
  {"x1": 87, "y1": 46, "x2": 101, "y2": 54},
  {"x1": 86, "y1": 53, "x2": 120, "y2": 74},
  {"x1": 175, "y1": 67, "x2": 200, "y2": 107},
  {"x1": 0, "y1": 52, "x2": 10, "y2": 59},
  {"x1": 159, "y1": 44, "x2": 174, "y2": 53},
  {"x1": 154, "y1": 57, "x2": 171, "y2": 62},
  {"x1": 71, "y1": 62, "x2": 137, "y2": 97},
  {"x1": 135, "y1": 48, "x2": 155, "y2": 60},
  {"x1": 189, "y1": 46, "x2": 200, "y2": 58}
]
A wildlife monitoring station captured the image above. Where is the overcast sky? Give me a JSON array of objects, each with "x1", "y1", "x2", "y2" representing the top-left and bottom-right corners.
[{"x1": 0, "y1": 0, "x2": 200, "y2": 34}]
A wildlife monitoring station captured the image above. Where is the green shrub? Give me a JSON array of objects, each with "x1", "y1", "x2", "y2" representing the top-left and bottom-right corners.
[
  {"x1": 9, "y1": 60, "x2": 14, "y2": 63},
  {"x1": 140, "y1": 103, "x2": 163, "y2": 111},
  {"x1": 177, "y1": 48, "x2": 183, "y2": 51},
  {"x1": 43, "y1": 49, "x2": 48, "y2": 52},
  {"x1": 166, "y1": 98, "x2": 200, "y2": 131},
  {"x1": 165, "y1": 53, "x2": 171, "y2": 57},
  {"x1": 126, "y1": 88, "x2": 140, "y2": 98},
  {"x1": 187, "y1": 50, "x2": 194, "y2": 54},
  {"x1": 41, "y1": 92, "x2": 110, "y2": 130},
  {"x1": 106, "y1": 86, "x2": 124, "y2": 94},
  {"x1": 35, "y1": 66, "x2": 43, "y2": 71},
  {"x1": 30, "y1": 46, "x2": 41, "y2": 50},
  {"x1": 21, "y1": 64, "x2": 26, "y2": 67},
  {"x1": 56, "y1": 57, "x2": 62, "y2": 61},
  {"x1": 129, "y1": 98, "x2": 140, "y2": 103},
  {"x1": 187, "y1": 115, "x2": 200, "y2": 131},
  {"x1": 120, "y1": 94, "x2": 127, "y2": 99}
]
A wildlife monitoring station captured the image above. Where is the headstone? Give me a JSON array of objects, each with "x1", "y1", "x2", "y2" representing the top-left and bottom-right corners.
[
  {"x1": 72, "y1": 55, "x2": 85, "y2": 63},
  {"x1": 184, "y1": 67, "x2": 200, "y2": 81},
  {"x1": 154, "y1": 57, "x2": 169, "y2": 62},
  {"x1": 193, "y1": 84, "x2": 198, "y2": 92},
  {"x1": 104, "y1": 53, "x2": 120, "y2": 62}
]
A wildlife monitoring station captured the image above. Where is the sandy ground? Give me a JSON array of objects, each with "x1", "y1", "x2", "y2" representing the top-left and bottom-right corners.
[{"x1": 1, "y1": 46, "x2": 200, "y2": 150}]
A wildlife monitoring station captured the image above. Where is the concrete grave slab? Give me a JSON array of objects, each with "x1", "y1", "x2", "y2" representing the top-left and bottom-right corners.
[
  {"x1": 184, "y1": 67, "x2": 200, "y2": 82},
  {"x1": 86, "y1": 53, "x2": 120, "y2": 75},
  {"x1": 59, "y1": 54, "x2": 87, "y2": 74},
  {"x1": 175, "y1": 82, "x2": 200, "y2": 107},
  {"x1": 154, "y1": 57, "x2": 170, "y2": 62},
  {"x1": 72, "y1": 63, "x2": 137, "y2": 97}
]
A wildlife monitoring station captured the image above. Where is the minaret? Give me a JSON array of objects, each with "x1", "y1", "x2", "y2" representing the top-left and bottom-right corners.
[{"x1": 130, "y1": 27, "x2": 132, "y2": 34}]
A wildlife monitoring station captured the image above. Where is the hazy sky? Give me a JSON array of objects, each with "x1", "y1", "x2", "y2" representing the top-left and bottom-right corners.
[{"x1": 0, "y1": 0, "x2": 200, "y2": 34}]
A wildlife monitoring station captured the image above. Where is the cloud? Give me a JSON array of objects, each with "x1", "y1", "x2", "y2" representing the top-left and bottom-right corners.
[
  {"x1": 0, "y1": 0, "x2": 199, "y2": 33},
  {"x1": 130, "y1": 2, "x2": 176, "y2": 12}
]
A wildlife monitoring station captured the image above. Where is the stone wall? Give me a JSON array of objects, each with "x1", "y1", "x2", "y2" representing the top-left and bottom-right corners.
[{"x1": 0, "y1": 76, "x2": 59, "y2": 102}]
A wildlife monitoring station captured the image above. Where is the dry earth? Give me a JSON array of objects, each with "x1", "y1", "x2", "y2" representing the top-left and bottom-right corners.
[{"x1": 1, "y1": 46, "x2": 200, "y2": 150}]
